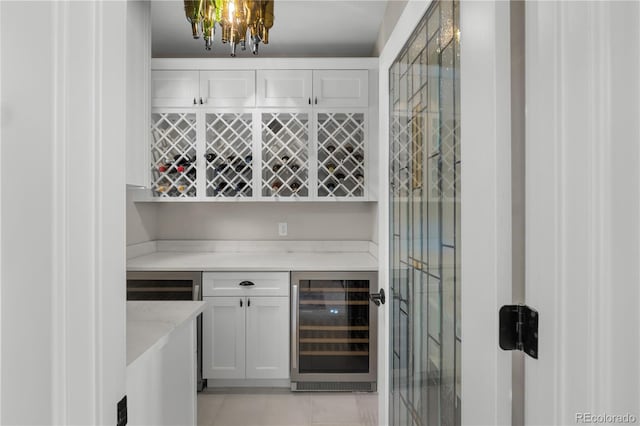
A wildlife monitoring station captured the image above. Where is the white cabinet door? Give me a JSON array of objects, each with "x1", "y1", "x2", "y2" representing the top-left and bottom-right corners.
[
  {"x1": 245, "y1": 296, "x2": 290, "y2": 379},
  {"x1": 202, "y1": 297, "x2": 246, "y2": 379},
  {"x1": 256, "y1": 70, "x2": 312, "y2": 107},
  {"x1": 151, "y1": 70, "x2": 199, "y2": 107},
  {"x1": 199, "y1": 71, "x2": 255, "y2": 107},
  {"x1": 313, "y1": 70, "x2": 368, "y2": 107}
]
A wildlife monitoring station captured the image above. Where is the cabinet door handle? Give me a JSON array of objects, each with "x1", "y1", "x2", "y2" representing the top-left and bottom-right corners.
[
  {"x1": 308, "y1": 97, "x2": 311, "y2": 105},
  {"x1": 193, "y1": 97, "x2": 197, "y2": 105},
  {"x1": 199, "y1": 97, "x2": 203, "y2": 104},
  {"x1": 240, "y1": 299, "x2": 243, "y2": 307},
  {"x1": 247, "y1": 298, "x2": 251, "y2": 307},
  {"x1": 239, "y1": 281, "x2": 255, "y2": 287},
  {"x1": 314, "y1": 97, "x2": 318, "y2": 105}
]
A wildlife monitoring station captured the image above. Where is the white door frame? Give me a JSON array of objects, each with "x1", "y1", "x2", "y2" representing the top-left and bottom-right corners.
[
  {"x1": 378, "y1": 1, "x2": 514, "y2": 424},
  {"x1": 1, "y1": 2, "x2": 127, "y2": 424},
  {"x1": 525, "y1": 2, "x2": 640, "y2": 423}
]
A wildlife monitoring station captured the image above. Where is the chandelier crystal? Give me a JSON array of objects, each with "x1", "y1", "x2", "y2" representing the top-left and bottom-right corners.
[{"x1": 184, "y1": 0, "x2": 274, "y2": 56}]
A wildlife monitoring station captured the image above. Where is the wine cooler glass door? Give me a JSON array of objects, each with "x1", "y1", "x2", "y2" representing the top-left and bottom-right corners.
[{"x1": 291, "y1": 272, "x2": 377, "y2": 383}]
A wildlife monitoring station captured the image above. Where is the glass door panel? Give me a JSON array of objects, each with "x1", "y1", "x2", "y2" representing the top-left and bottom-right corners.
[
  {"x1": 389, "y1": 0, "x2": 460, "y2": 424},
  {"x1": 298, "y1": 279, "x2": 370, "y2": 374}
]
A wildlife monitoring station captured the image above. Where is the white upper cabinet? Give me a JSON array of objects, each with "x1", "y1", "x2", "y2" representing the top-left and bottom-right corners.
[
  {"x1": 313, "y1": 70, "x2": 368, "y2": 107},
  {"x1": 152, "y1": 70, "x2": 256, "y2": 107},
  {"x1": 256, "y1": 70, "x2": 313, "y2": 107},
  {"x1": 151, "y1": 70, "x2": 200, "y2": 107},
  {"x1": 257, "y1": 70, "x2": 368, "y2": 108},
  {"x1": 199, "y1": 71, "x2": 256, "y2": 107}
]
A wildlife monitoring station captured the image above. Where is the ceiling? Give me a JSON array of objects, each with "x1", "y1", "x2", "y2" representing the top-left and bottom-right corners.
[{"x1": 151, "y1": 0, "x2": 389, "y2": 58}]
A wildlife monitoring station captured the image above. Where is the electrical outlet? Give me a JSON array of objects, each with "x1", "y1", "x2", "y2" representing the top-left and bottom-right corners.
[{"x1": 278, "y1": 222, "x2": 288, "y2": 236}]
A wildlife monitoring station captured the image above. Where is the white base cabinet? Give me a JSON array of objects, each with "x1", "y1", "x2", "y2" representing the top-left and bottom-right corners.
[{"x1": 202, "y1": 272, "x2": 290, "y2": 383}]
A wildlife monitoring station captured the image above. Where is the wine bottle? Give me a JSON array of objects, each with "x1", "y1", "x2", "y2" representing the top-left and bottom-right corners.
[
  {"x1": 326, "y1": 145, "x2": 336, "y2": 153},
  {"x1": 282, "y1": 155, "x2": 290, "y2": 163},
  {"x1": 184, "y1": 0, "x2": 203, "y2": 39},
  {"x1": 156, "y1": 185, "x2": 168, "y2": 193},
  {"x1": 291, "y1": 181, "x2": 300, "y2": 193},
  {"x1": 235, "y1": 163, "x2": 246, "y2": 173},
  {"x1": 355, "y1": 173, "x2": 364, "y2": 183},
  {"x1": 272, "y1": 163, "x2": 282, "y2": 173},
  {"x1": 271, "y1": 180, "x2": 282, "y2": 193},
  {"x1": 244, "y1": 154, "x2": 253, "y2": 163},
  {"x1": 205, "y1": 152, "x2": 217, "y2": 163},
  {"x1": 290, "y1": 163, "x2": 300, "y2": 172},
  {"x1": 236, "y1": 181, "x2": 247, "y2": 191},
  {"x1": 335, "y1": 173, "x2": 346, "y2": 181},
  {"x1": 215, "y1": 163, "x2": 227, "y2": 173},
  {"x1": 215, "y1": 181, "x2": 227, "y2": 194},
  {"x1": 345, "y1": 144, "x2": 354, "y2": 153},
  {"x1": 327, "y1": 163, "x2": 336, "y2": 173},
  {"x1": 326, "y1": 181, "x2": 336, "y2": 192},
  {"x1": 226, "y1": 155, "x2": 236, "y2": 164},
  {"x1": 158, "y1": 163, "x2": 170, "y2": 173},
  {"x1": 353, "y1": 153, "x2": 364, "y2": 162}
]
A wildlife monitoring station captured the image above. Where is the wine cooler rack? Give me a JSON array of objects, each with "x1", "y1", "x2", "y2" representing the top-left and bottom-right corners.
[
  {"x1": 291, "y1": 272, "x2": 377, "y2": 391},
  {"x1": 148, "y1": 110, "x2": 368, "y2": 201},
  {"x1": 205, "y1": 113, "x2": 254, "y2": 197},
  {"x1": 150, "y1": 112, "x2": 198, "y2": 198},
  {"x1": 317, "y1": 112, "x2": 366, "y2": 197}
]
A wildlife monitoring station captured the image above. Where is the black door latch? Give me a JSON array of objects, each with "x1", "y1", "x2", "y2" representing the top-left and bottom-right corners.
[
  {"x1": 499, "y1": 304, "x2": 538, "y2": 359},
  {"x1": 370, "y1": 288, "x2": 385, "y2": 306}
]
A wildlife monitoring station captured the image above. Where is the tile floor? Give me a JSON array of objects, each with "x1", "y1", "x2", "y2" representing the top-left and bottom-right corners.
[{"x1": 197, "y1": 390, "x2": 378, "y2": 426}]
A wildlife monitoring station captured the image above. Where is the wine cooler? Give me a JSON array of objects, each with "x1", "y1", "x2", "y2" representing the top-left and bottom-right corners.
[{"x1": 290, "y1": 271, "x2": 378, "y2": 391}]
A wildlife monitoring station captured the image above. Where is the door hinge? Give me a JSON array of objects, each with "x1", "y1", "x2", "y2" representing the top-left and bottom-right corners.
[
  {"x1": 499, "y1": 304, "x2": 538, "y2": 359},
  {"x1": 117, "y1": 395, "x2": 127, "y2": 426}
]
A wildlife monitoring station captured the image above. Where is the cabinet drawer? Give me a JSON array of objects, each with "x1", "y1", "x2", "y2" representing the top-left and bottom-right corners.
[{"x1": 203, "y1": 272, "x2": 289, "y2": 297}]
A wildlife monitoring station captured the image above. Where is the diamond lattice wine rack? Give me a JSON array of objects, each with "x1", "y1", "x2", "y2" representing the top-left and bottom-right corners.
[
  {"x1": 317, "y1": 112, "x2": 366, "y2": 197},
  {"x1": 261, "y1": 112, "x2": 310, "y2": 197},
  {"x1": 205, "y1": 113, "x2": 254, "y2": 197},
  {"x1": 150, "y1": 112, "x2": 198, "y2": 198}
]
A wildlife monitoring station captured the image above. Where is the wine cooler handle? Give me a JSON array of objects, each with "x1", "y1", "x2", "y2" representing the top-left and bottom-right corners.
[
  {"x1": 291, "y1": 284, "x2": 298, "y2": 370},
  {"x1": 240, "y1": 299, "x2": 243, "y2": 307},
  {"x1": 370, "y1": 288, "x2": 386, "y2": 306},
  {"x1": 193, "y1": 97, "x2": 197, "y2": 105},
  {"x1": 238, "y1": 281, "x2": 255, "y2": 287}
]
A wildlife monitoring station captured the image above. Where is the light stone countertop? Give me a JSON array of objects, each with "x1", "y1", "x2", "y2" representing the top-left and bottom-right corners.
[
  {"x1": 127, "y1": 251, "x2": 378, "y2": 271},
  {"x1": 127, "y1": 301, "x2": 205, "y2": 366}
]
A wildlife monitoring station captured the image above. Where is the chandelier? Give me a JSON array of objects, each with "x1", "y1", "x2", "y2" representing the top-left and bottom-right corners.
[{"x1": 184, "y1": 0, "x2": 274, "y2": 57}]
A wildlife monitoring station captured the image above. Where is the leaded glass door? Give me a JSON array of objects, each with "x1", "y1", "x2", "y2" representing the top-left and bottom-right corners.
[{"x1": 389, "y1": 0, "x2": 460, "y2": 424}]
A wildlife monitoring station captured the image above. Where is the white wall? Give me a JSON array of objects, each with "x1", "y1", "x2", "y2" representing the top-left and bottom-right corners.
[
  {"x1": 372, "y1": 0, "x2": 409, "y2": 56},
  {"x1": 127, "y1": 188, "x2": 158, "y2": 245},
  {"x1": 152, "y1": 202, "x2": 377, "y2": 241}
]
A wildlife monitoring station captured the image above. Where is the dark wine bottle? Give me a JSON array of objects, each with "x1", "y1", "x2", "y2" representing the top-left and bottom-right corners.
[
  {"x1": 244, "y1": 154, "x2": 253, "y2": 163},
  {"x1": 355, "y1": 173, "x2": 364, "y2": 183},
  {"x1": 326, "y1": 163, "x2": 336, "y2": 173},
  {"x1": 291, "y1": 181, "x2": 300, "y2": 192},
  {"x1": 272, "y1": 164, "x2": 282, "y2": 173},
  {"x1": 235, "y1": 163, "x2": 246, "y2": 173},
  {"x1": 290, "y1": 163, "x2": 300, "y2": 172},
  {"x1": 335, "y1": 173, "x2": 346, "y2": 181},
  {"x1": 326, "y1": 181, "x2": 336, "y2": 192},
  {"x1": 326, "y1": 145, "x2": 336, "y2": 153},
  {"x1": 215, "y1": 163, "x2": 228, "y2": 173},
  {"x1": 205, "y1": 153, "x2": 217, "y2": 163},
  {"x1": 353, "y1": 153, "x2": 364, "y2": 162},
  {"x1": 271, "y1": 180, "x2": 282, "y2": 193},
  {"x1": 345, "y1": 144, "x2": 354, "y2": 153},
  {"x1": 282, "y1": 155, "x2": 290, "y2": 163}
]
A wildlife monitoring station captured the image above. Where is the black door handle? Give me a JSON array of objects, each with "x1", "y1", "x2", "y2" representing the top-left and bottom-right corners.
[
  {"x1": 239, "y1": 281, "x2": 255, "y2": 287},
  {"x1": 248, "y1": 299, "x2": 251, "y2": 307},
  {"x1": 240, "y1": 299, "x2": 243, "y2": 307},
  {"x1": 370, "y1": 288, "x2": 385, "y2": 306}
]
